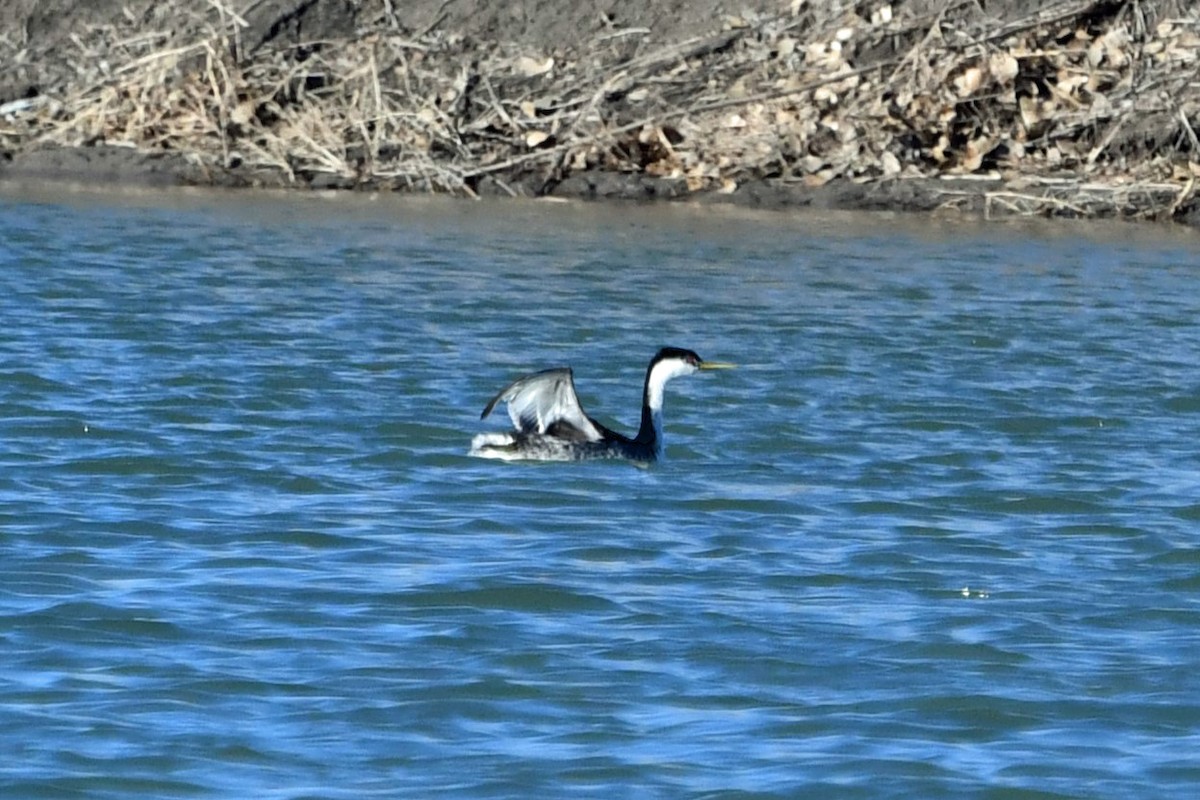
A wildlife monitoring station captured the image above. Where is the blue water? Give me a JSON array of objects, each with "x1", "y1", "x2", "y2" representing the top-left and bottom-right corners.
[{"x1": 1, "y1": 186, "x2": 1198, "y2": 799}]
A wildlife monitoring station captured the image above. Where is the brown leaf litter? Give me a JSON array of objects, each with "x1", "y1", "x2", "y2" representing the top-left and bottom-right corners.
[{"x1": 1, "y1": 0, "x2": 1198, "y2": 222}]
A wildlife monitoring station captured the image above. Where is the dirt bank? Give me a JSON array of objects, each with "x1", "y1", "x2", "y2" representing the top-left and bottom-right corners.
[{"x1": 2, "y1": 1, "x2": 1199, "y2": 225}]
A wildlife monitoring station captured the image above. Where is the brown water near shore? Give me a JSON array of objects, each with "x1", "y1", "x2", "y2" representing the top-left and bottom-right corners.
[{"x1": 2, "y1": 0, "x2": 1199, "y2": 225}]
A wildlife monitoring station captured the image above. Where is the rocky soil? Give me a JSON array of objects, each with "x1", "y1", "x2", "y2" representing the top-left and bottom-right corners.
[{"x1": 2, "y1": 1, "x2": 1199, "y2": 224}]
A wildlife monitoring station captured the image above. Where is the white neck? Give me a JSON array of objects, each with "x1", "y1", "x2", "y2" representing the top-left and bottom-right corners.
[
  {"x1": 646, "y1": 358, "x2": 694, "y2": 410},
  {"x1": 641, "y1": 358, "x2": 697, "y2": 456}
]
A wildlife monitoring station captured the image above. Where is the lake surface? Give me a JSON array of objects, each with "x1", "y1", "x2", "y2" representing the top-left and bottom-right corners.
[{"x1": 1, "y1": 185, "x2": 1198, "y2": 799}]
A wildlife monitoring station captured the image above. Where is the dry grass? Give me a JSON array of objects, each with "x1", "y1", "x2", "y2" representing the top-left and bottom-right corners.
[{"x1": 2, "y1": 0, "x2": 1199, "y2": 219}]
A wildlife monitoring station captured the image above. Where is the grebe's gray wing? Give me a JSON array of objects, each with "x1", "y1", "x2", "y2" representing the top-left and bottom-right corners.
[{"x1": 480, "y1": 367, "x2": 605, "y2": 442}]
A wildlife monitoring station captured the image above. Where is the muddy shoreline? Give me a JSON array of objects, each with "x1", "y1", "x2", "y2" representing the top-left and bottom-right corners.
[
  {"x1": 0, "y1": 142, "x2": 1003, "y2": 218},
  {"x1": 3, "y1": 1, "x2": 1198, "y2": 225}
]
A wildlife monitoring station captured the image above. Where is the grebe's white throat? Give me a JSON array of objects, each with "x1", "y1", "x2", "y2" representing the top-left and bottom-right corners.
[{"x1": 469, "y1": 347, "x2": 733, "y2": 463}]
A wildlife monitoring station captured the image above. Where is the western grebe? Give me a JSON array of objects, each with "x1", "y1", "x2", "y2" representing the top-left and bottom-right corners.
[{"x1": 469, "y1": 347, "x2": 734, "y2": 463}]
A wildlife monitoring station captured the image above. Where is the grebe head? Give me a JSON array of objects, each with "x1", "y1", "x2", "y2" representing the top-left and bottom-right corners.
[
  {"x1": 649, "y1": 347, "x2": 704, "y2": 382},
  {"x1": 645, "y1": 347, "x2": 735, "y2": 409},
  {"x1": 650, "y1": 347, "x2": 736, "y2": 377}
]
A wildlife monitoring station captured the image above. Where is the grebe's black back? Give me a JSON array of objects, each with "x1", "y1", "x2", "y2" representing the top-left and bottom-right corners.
[{"x1": 469, "y1": 347, "x2": 734, "y2": 463}]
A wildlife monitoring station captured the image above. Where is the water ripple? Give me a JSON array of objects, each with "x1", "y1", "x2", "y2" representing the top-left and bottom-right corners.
[{"x1": 1, "y1": 189, "x2": 1198, "y2": 798}]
